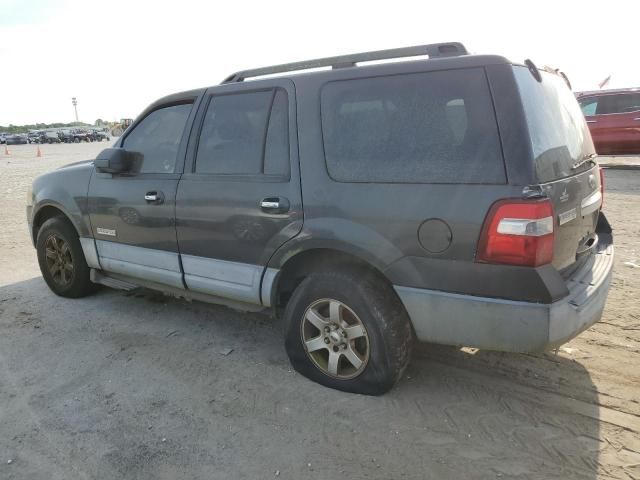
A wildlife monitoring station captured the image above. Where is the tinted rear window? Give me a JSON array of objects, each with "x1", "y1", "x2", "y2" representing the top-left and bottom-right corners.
[
  {"x1": 514, "y1": 67, "x2": 595, "y2": 183},
  {"x1": 320, "y1": 68, "x2": 505, "y2": 184},
  {"x1": 596, "y1": 93, "x2": 640, "y2": 115}
]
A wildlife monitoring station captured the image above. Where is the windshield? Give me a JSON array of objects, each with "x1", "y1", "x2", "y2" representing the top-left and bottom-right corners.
[{"x1": 513, "y1": 66, "x2": 596, "y2": 183}]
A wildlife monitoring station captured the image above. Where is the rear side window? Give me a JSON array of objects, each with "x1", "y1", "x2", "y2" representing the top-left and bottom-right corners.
[
  {"x1": 621, "y1": 93, "x2": 640, "y2": 113},
  {"x1": 596, "y1": 93, "x2": 640, "y2": 115},
  {"x1": 195, "y1": 89, "x2": 289, "y2": 177},
  {"x1": 514, "y1": 67, "x2": 594, "y2": 183},
  {"x1": 320, "y1": 68, "x2": 505, "y2": 184},
  {"x1": 123, "y1": 103, "x2": 192, "y2": 174}
]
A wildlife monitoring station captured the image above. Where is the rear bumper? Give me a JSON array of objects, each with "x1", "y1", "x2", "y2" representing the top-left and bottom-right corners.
[{"x1": 395, "y1": 242, "x2": 614, "y2": 353}]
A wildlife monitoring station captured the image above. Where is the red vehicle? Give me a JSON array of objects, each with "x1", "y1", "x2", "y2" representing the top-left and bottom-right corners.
[{"x1": 576, "y1": 88, "x2": 640, "y2": 155}]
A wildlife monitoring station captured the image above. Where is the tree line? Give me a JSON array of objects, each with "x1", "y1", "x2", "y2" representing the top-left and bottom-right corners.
[{"x1": 0, "y1": 122, "x2": 92, "y2": 134}]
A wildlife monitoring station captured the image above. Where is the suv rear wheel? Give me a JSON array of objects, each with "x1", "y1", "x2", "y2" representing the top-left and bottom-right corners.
[
  {"x1": 36, "y1": 217, "x2": 96, "y2": 298},
  {"x1": 283, "y1": 267, "x2": 413, "y2": 395}
]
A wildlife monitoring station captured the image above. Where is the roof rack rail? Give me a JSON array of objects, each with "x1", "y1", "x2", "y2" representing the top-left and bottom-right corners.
[{"x1": 222, "y1": 42, "x2": 468, "y2": 84}]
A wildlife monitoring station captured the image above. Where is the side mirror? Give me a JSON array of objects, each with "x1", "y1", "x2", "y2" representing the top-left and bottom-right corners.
[{"x1": 94, "y1": 148, "x2": 143, "y2": 174}]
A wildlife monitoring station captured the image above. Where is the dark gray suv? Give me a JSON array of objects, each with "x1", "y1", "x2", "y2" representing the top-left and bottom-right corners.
[{"x1": 26, "y1": 43, "x2": 614, "y2": 394}]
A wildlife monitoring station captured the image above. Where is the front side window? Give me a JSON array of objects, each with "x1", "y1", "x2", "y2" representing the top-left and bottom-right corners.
[
  {"x1": 123, "y1": 103, "x2": 192, "y2": 174},
  {"x1": 579, "y1": 97, "x2": 598, "y2": 116},
  {"x1": 195, "y1": 89, "x2": 289, "y2": 177},
  {"x1": 320, "y1": 68, "x2": 505, "y2": 184}
]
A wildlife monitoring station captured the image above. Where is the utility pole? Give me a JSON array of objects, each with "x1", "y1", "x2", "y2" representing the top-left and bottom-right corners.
[{"x1": 71, "y1": 97, "x2": 78, "y2": 122}]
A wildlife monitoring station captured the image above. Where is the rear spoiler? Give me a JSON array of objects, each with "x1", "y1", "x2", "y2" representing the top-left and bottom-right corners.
[{"x1": 524, "y1": 58, "x2": 572, "y2": 89}]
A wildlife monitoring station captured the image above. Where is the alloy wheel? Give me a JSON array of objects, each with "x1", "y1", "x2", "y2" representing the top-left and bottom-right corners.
[
  {"x1": 44, "y1": 234, "x2": 74, "y2": 286},
  {"x1": 300, "y1": 298, "x2": 370, "y2": 379}
]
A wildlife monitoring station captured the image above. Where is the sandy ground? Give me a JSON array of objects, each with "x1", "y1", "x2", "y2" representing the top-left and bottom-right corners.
[{"x1": 0, "y1": 142, "x2": 639, "y2": 480}]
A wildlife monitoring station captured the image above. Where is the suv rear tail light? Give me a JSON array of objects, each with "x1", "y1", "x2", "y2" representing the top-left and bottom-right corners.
[
  {"x1": 477, "y1": 199, "x2": 555, "y2": 267},
  {"x1": 599, "y1": 166, "x2": 605, "y2": 209}
]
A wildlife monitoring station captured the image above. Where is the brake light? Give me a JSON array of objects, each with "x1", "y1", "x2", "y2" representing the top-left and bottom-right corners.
[
  {"x1": 599, "y1": 166, "x2": 605, "y2": 209},
  {"x1": 477, "y1": 199, "x2": 555, "y2": 267}
]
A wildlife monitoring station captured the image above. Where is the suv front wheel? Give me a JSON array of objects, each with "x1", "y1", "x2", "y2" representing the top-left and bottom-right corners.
[
  {"x1": 36, "y1": 217, "x2": 96, "y2": 298},
  {"x1": 284, "y1": 267, "x2": 413, "y2": 395}
]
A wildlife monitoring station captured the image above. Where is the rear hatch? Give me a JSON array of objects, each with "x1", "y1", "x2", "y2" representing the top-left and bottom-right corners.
[{"x1": 514, "y1": 66, "x2": 602, "y2": 271}]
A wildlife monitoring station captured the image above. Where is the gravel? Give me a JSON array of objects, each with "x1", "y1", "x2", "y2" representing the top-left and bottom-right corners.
[{"x1": 1, "y1": 142, "x2": 639, "y2": 479}]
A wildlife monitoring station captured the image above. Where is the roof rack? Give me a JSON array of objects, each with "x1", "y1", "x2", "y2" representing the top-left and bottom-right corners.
[{"x1": 222, "y1": 42, "x2": 468, "y2": 84}]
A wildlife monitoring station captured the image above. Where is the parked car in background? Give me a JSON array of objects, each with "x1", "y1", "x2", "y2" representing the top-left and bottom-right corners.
[
  {"x1": 59, "y1": 128, "x2": 90, "y2": 143},
  {"x1": 0, "y1": 133, "x2": 6, "y2": 144},
  {"x1": 576, "y1": 88, "x2": 640, "y2": 155},
  {"x1": 6, "y1": 134, "x2": 29, "y2": 145},
  {"x1": 27, "y1": 132, "x2": 41, "y2": 144},
  {"x1": 40, "y1": 131, "x2": 61, "y2": 144},
  {"x1": 58, "y1": 130, "x2": 71, "y2": 143},
  {"x1": 88, "y1": 129, "x2": 110, "y2": 142},
  {"x1": 72, "y1": 129, "x2": 91, "y2": 143},
  {"x1": 59, "y1": 129, "x2": 80, "y2": 143}
]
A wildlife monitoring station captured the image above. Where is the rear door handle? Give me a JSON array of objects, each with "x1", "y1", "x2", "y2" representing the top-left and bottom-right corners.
[
  {"x1": 260, "y1": 197, "x2": 290, "y2": 213},
  {"x1": 144, "y1": 191, "x2": 164, "y2": 204},
  {"x1": 586, "y1": 120, "x2": 597, "y2": 124}
]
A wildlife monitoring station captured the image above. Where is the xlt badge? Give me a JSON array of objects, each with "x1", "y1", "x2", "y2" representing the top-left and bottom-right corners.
[
  {"x1": 558, "y1": 208, "x2": 577, "y2": 225},
  {"x1": 96, "y1": 227, "x2": 116, "y2": 237}
]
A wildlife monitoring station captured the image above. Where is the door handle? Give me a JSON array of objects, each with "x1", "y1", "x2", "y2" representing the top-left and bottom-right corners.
[
  {"x1": 260, "y1": 197, "x2": 290, "y2": 213},
  {"x1": 586, "y1": 120, "x2": 597, "y2": 124},
  {"x1": 144, "y1": 191, "x2": 164, "y2": 204}
]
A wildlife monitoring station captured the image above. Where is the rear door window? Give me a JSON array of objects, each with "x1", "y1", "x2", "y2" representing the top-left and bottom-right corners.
[
  {"x1": 264, "y1": 90, "x2": 290, "y2": 176},
  {"x1": 596, "y1": 93, "x2": 640, "y2": 115},
  {"x1": 596, "y1": 95, "x2": 622, "y2": 115},
  {"x1": 320, "y1": 68, "x2": 505, "y2": 184},
  {"x1": 596, "y1": 95, "x2": 618, "y2": 115},
  {"x1": 623, "y1": 93, "x2": 640, "y2": 113},
  {"x1": 195, "y1": 89, "x2": 289, "y2": 177}
]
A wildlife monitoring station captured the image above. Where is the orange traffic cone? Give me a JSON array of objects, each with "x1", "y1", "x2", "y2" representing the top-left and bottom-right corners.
[
  {"x1": 4, "y1": 145, "x2": 9, "y2": 155},
  {"x1": 36, "y1": 146, "x2": 42, "y2": 157}
]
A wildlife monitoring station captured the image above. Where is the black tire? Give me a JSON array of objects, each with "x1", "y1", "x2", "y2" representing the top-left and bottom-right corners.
[
  {"x1": 284, "y1": 267, "x2": 413, "y2": 395},
  {"x1": 36, "y1": 217, "x2": 96, "y2": 298}
]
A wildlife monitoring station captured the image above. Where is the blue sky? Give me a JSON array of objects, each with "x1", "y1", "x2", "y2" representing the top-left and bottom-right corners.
[{"x1": 1, "y1": 0, "x2": 638, "y2": 125}]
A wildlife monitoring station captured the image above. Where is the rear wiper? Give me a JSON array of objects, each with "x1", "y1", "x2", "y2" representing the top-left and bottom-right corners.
[{"x1": 572, "y1": 153, "x2": 597, "y2": 170}]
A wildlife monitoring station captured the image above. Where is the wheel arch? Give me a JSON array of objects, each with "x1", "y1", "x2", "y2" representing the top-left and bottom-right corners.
[
  {"x1": 269, "y1": 246, "x2": 395, "y2": 316},
  {"x1": 32, "y1": 203, "x2": 78, "y2": 245}
]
